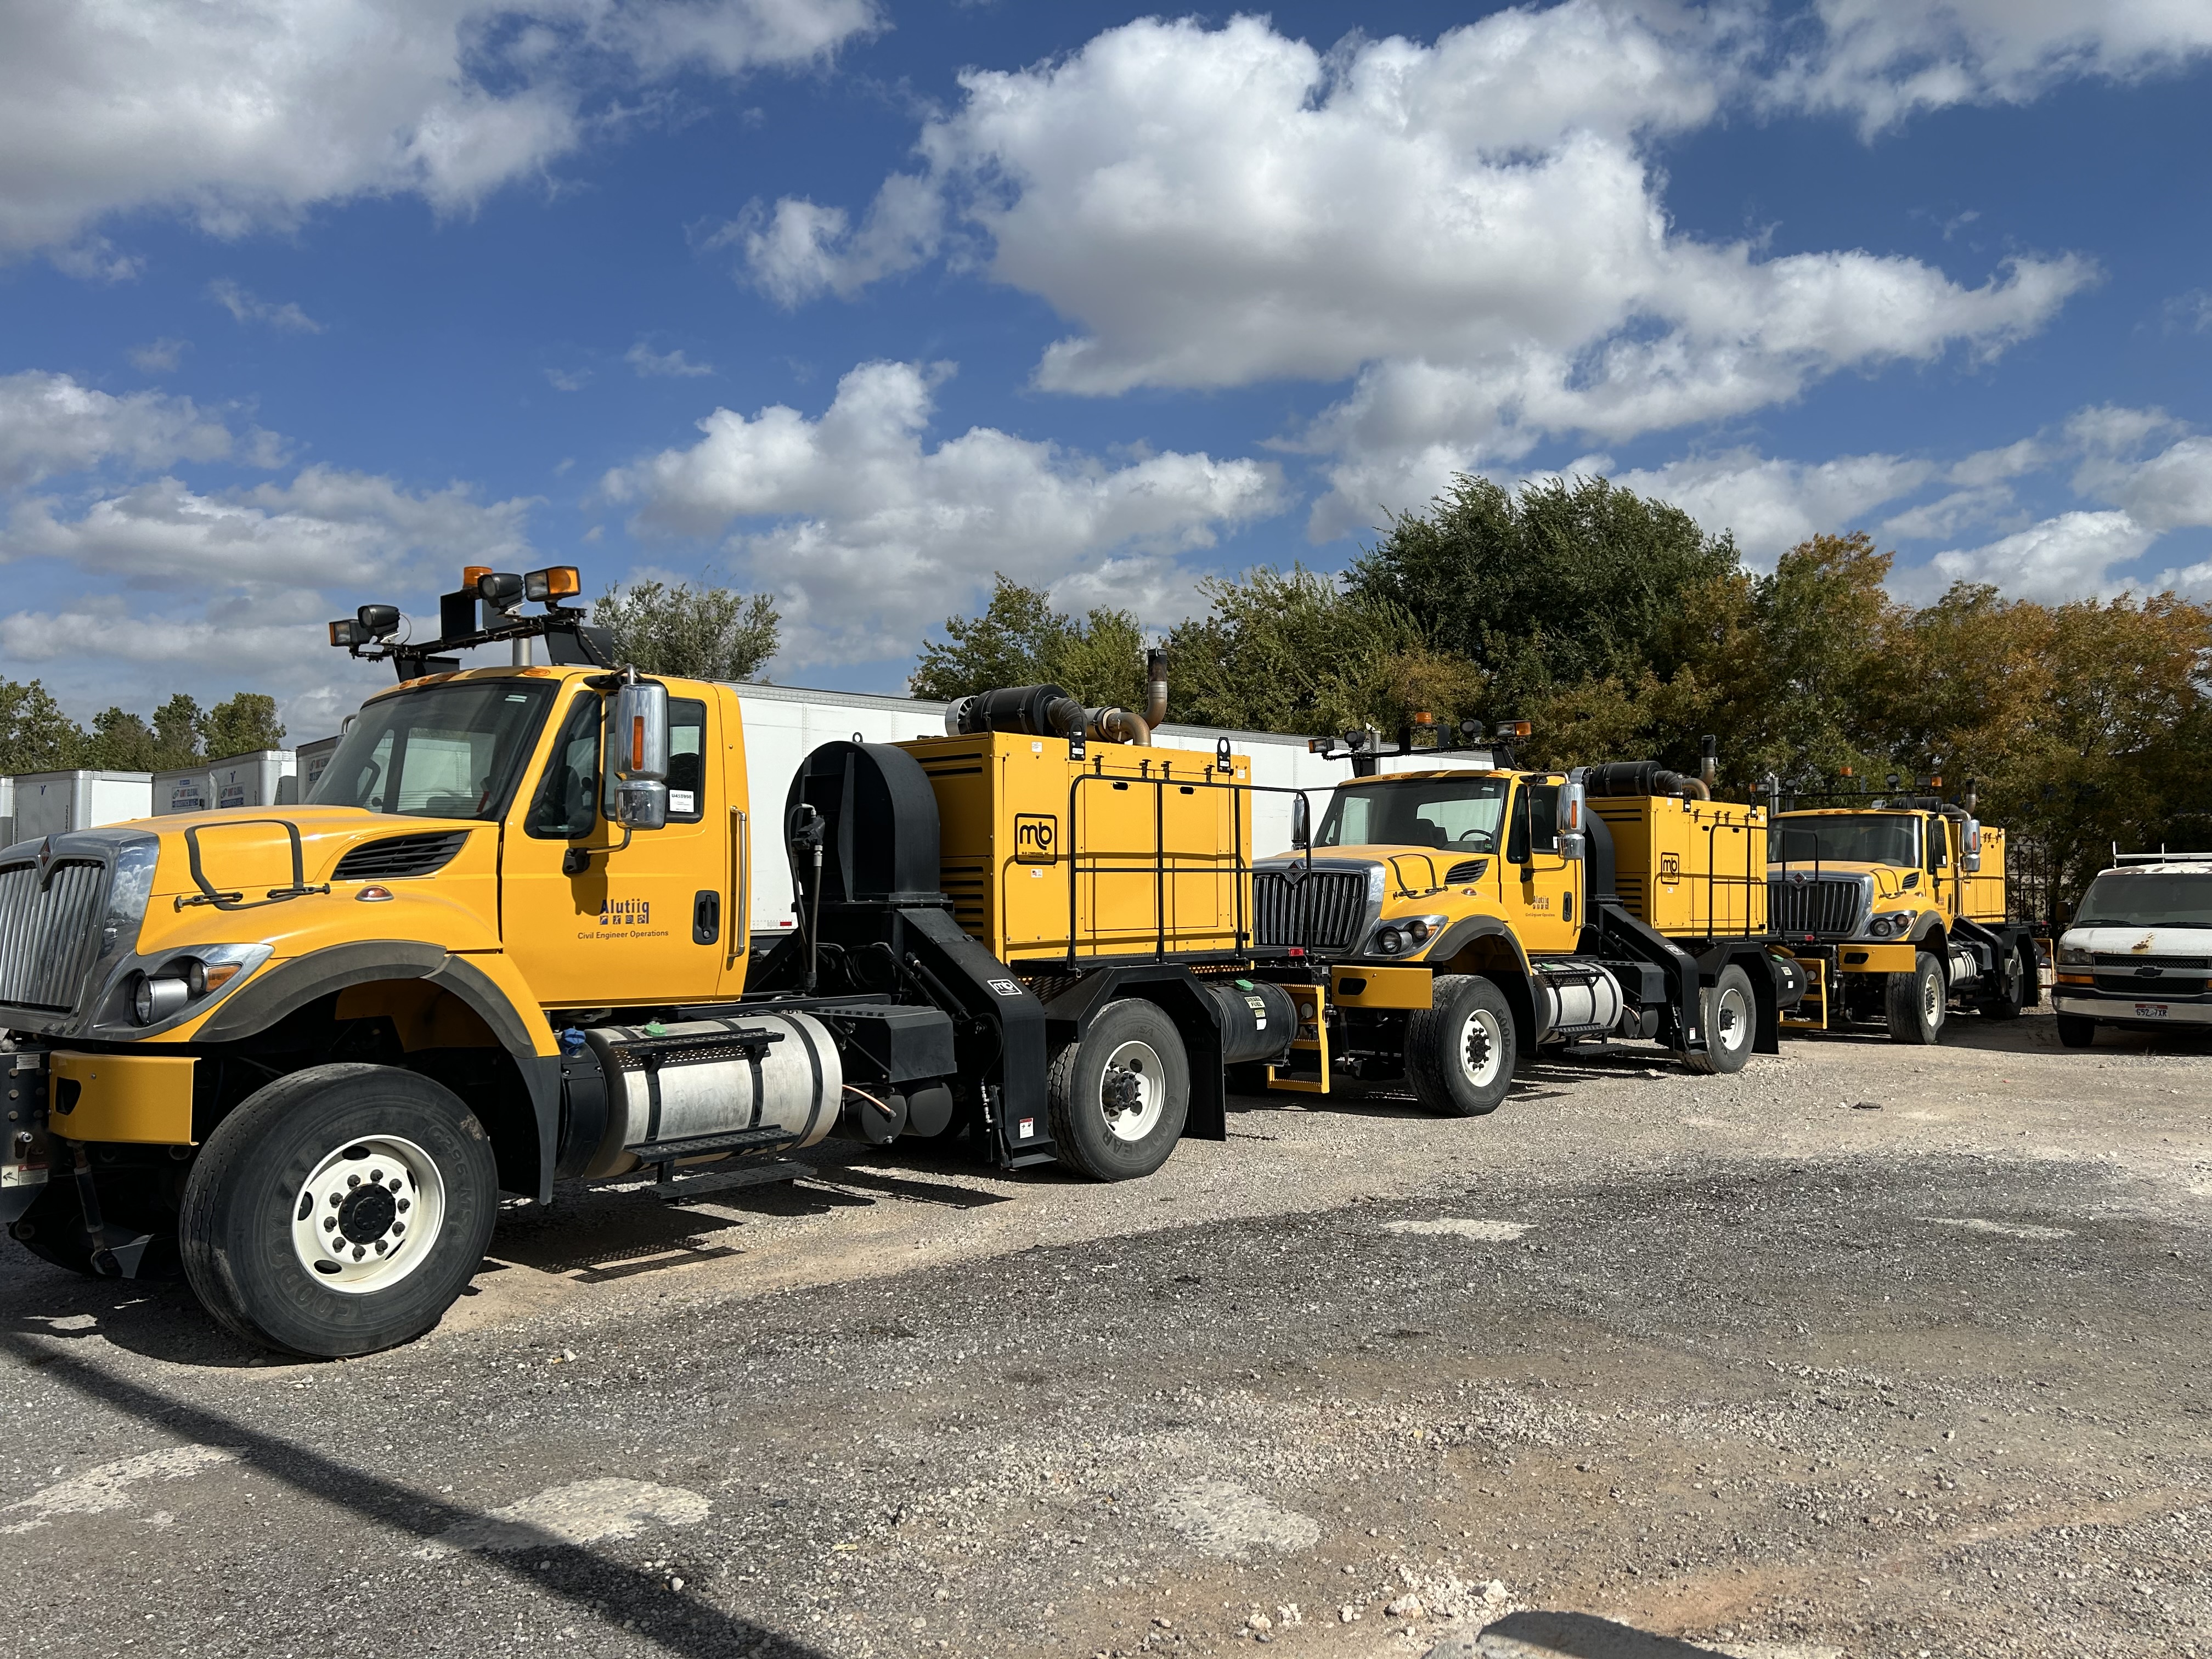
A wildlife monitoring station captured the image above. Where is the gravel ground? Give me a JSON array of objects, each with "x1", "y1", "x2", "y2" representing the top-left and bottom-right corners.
[{"x1": 4, "y1": 1010, "x2": 2210, "y2": 1659}]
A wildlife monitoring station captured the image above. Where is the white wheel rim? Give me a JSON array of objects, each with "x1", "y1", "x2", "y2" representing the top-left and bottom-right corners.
[
  {"x1": 1922, "y1": 967, "x2": 1942, "y2": 1023},
  {"x1": 1457, "y1": 1008, "x2": 1504, "y2": 1089},
  {"x1": 289, "y1": 1135, "x2": 446, "y2": 1295},
  {"x1": 1716, "y1": 985, "x2": 1751, "y2": 1053},
  {"x1": 1099, "y1": 1041, "x2": 1165, "y2": 1142}
]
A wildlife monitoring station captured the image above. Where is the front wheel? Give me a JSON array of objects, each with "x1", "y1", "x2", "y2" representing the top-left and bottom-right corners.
[
  {"x1": 1046, "y1": 999, "x2": 1190, "y2": 1181},
  {"x1": 179, "y1": 1064, "x2": 498, "y2": 1358},
  {"x1": 1884, "y1": 952, "x2": 1948, "y2": 1045},
  {"x1": 1405, "y1": 974, "x2": 1517, "y2": 1117},
  {"x1": 1681, "y1": 964, "x2": 1757, "y2": 1075},
  {"x1": 2056, "y1": 1012, "x2": 2096, "y2": 1049}
]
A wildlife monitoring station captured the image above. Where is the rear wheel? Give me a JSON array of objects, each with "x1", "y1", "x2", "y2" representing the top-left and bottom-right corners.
[
  {"x1": 1682, "y1": 964, "x2": 1757, "y2": 1075},
  {"x1": 1406, "y1": 974, "x2": 1516, "y2": 1117},
  {"x1": 2056, "y1": 1012, "x2": 2096, "y2": 1049},
  {"x1": 1979, "y1": 945, "x2": 2029, "y2": 1019},
  {"x1": 1046, "y1": 999, "x2": 1190, "y2": 1181},
  {"x1": 1884, "y1": 952, "x2": 1948, "y2": 1045},
  {"x1": 179, "y1": 1064, "x2": 497, "y2": 1358}
]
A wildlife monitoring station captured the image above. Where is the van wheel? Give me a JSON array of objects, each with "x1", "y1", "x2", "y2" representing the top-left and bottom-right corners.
[
  {"x1": 1046, "y1": 999, "x2": 1190, "y2": 1181},
  {"x1": 1979, "y1": 946, "x2": 2029, "y2": 1019},
  {"x1": 179, "y1": 1064, "x2": 497, "y2": 1358},
  {"x1": 1885, "y1": 952, "x2": 1947, "y2": 1045},
  {"x1": 1682, "y1": 964, "x2": 1756, "y2": 1075},
  {"x1": 1406, "y1": 974, "x2": 1516, "y2": 1117},
  {"x1": 2056, "y1": 1012, "x2": 2096, "y2": 1049}
]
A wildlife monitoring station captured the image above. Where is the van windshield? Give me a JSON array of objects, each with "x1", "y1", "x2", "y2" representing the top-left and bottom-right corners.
[
  {"x1": 1317, "y1": 777, "x2": 1510, "y2": 851},
  {"x1": 2075, "y1": 872, "x2": 2212, "y2": 928},
  {"x1": 311, "y1": 681, "x2": 554, "y2": 821},
  {"x1": 1770, "y1": 814, "x2": 1920, "y2": 868}
]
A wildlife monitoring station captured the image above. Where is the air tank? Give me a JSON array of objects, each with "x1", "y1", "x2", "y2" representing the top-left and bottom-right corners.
[
  {"x1": 569, "y1": 1013, "x2": 844, "y2": 1180},
  {"x1": 1203, "y1": 979, "x2": 1296, "y2": 1066},
  {"x1": 1533, "y1": 961, "x2": 1627, "y2": 1038}
]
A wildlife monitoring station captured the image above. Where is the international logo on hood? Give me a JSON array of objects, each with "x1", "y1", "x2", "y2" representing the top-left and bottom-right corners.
[{"x1": 33, "y1": 836, "x2": 53, "y2": 887}]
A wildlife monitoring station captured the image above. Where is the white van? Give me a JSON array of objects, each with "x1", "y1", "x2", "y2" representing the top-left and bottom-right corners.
[{"x1": 2053, "y1": 853, "x2": 2212, "y2": 1046}]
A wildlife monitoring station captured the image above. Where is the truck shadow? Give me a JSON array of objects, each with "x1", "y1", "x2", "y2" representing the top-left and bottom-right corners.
[
  {"x1": 1472, "y1": 1609, "x2": 1737, "y2": 1656},
  {"x1": 0, "y1": 1328, "x2": 832, "y2": 1658}
]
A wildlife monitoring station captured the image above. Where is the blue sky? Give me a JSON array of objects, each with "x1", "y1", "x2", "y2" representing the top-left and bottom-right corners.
[{"x1": 3, "y1": 0, "x2": 2209, "y2": 741}]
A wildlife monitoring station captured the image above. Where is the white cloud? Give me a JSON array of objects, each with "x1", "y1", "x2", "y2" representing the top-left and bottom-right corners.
[
  {"x1": 545, "y1": 366, "x2": 591, "y2": 392},
  {"x1": 1599, "y1": 448, "x2": 1936, "y2": 563},
  {"x1": 0, "y1": 371, "x2": 237, "y2": 488},
  {"x1": 757, "y1": 10, "x2": 2092, "y2": 540},
  {"x1": 126, "y1": 338, "x2": 190, "y2": 374},
  {"x1": 1, "y1": 465, "x2": 535, "y2": 591},
  {"x1": 209, "y1": 279, "x2": 323, "y2": 334},
  {"x1": 0, "y1": 0, "x2": 883, "y2": 260},
  {"x1": 1777, "y1": 0, "x2": 2212, "y2": 134},
  {"x1": 626, "y1": 341, "x2": 715, "y2": 377},
  {"x1": 1927, "y1": 510, "x2": 2158, "y2": 600},
  {"x1": 601, "y1": 359, "x2": 1285, "y2": 663}
]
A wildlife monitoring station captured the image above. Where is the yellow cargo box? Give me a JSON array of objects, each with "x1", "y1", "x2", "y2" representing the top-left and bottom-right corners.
[
  {"x1": 1962, "y1": 823, "x2": 2007, "y2": 923},
  {"x1": 905, "y1": 733, "x2": 1254, "y2": 963},
  {"x1": 1590, "y1": 795, "x2": 1768, "y2": 938}
]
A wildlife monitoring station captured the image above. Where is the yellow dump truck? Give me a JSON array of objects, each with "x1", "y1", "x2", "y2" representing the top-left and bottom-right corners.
[
  {"x1": 0, "y1": 574, "x2": 1302, "y2": 1356},
  {"x1": 1252, "y1": 732, "x2": 1801, "y2": 1113},
  {"x1": 1768, "y1": 791, "x2": 2041, "y2": 1042}
]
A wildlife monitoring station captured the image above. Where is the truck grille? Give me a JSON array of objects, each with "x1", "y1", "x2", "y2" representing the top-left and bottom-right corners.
[
  {"x1": 1767, "y1": 876, "x2": 1864, "y2": 936},
  {"x1": 1255, "y1": 869, "x2": 1369, "y2": 953},
  {"x1": 0, "y1": 856, "x2": 109, "y2": 1013},
  {"x1": 2091, "y1": 952, "x2": 2209, "y2": 970}
]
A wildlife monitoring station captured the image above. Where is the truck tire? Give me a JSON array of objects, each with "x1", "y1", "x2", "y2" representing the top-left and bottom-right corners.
[
  {"x1": 179, "y1": 1064, "x2": 498, "y2": 1358},
  {"x1": 1046, "y1": 999, "x2": 1190, "y2": 1182},
  {"x1": 1978, "y1": 945, "x2": 2030, "y2": 1020},
  {"x1": 1681, "y1": 964, "x2": 1757, "y2": 1075},
  {"x1": 1885, "y1": 952, "x2": 1947, "y2": 1045},
  {"x1": 2056, "y1": 1012, "x2": 2096, "y2": 1048},
  {"x1": 1405, "y1": 974, "x2": 1516, "y2": 1118}
]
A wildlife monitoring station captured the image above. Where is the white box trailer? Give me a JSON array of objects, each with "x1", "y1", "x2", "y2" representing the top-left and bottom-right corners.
[
  {"x1": 0, "y1": 775, "x2": 12, "y2": 848},
  {"x1": 294, "y1": 735, "x2": 342, "y2": 802},
  {"x1": 206, "y1": 749, "x2": 295, "y2": 810},
  {"x1": 11, "y1": 770, "x2": 154, "y2": 839},
  {"x1": 153, "y1": 766, "x2": 213, "y2": 815},
  {"x1": 728, "y1": 683, "x2": 1346, "y2": 945}
]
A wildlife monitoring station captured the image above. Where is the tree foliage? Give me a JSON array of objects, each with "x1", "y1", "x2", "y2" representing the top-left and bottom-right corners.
[
  {"x1": 913, "y1": 476, "x2": 2212, "y2": 915},
  {"x1": 592, "y1": 579, "x2": 780, "y2": 682},
  {"x1": 0, "y1": 684, "x2": 294, "y2": 774}
]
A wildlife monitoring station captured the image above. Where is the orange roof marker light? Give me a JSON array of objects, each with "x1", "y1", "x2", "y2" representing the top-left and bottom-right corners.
[{"x1": 461, "y1": 565, "x2": 493, "y2": 588}]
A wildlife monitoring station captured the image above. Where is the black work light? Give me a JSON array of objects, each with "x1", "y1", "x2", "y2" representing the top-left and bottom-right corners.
[
  {"x1": 475, "y1": 570, "x2": 526, "y2": 610},
  {"x1": 356, "y1": 603, "x2": 401, "y2": 638}
]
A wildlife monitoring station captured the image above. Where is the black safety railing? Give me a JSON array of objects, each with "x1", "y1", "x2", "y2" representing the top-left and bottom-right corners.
[
  {"x1": 1047, "y1": 754, "x2": 1331, "y2": 972},
  {"x1": 1696, "y1": 814, "x2": 1769, "y2": 939}
]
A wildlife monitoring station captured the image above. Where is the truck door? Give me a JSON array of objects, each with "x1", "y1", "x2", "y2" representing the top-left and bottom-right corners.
[
  {"x1": 500, "y1": 684, "x2": 741, "y2": 1010},
  {"x1": 1926, "y1": 814, "x2": 1955, "y2": 920},
  {"x1": 1506, "y1": 777, "x2": 1579, "y2": 953}
]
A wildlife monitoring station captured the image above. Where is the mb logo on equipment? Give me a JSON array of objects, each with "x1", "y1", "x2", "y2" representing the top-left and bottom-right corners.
[{"x1": 1015, "y1": 813, "x2": 1058, "y2": 865}]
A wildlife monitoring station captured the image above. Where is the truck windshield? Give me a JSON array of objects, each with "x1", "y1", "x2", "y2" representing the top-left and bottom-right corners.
[
  {"x1": 1317, "y1": 777, "x2": 1509, "y2": 850},
  {"x1": 2075, "y1": 872, "x2": 2212, "y2": 928},
  {"x1": 1770, "y1": 814, "x2": 1920, "y2": 868},
  {"x1": 310, "y1": 681, "x2": 554, "y2": 821}
]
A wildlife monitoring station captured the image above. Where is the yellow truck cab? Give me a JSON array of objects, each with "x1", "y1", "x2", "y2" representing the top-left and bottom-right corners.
[
  {"x1": 1252, "y1": 726, "x2": 1801, "y2": 1112},
  {"x1": 1768, "y1": 793, "x2": 2041, "y2": 1042},
  {"x1": 0, "y1": 573, "x2": 1307, "y2": 1357}
]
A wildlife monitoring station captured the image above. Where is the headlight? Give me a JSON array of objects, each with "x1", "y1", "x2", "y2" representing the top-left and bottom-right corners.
[
  {"x1": 2058, "y1": 944, "x2": 2091, "y2": 967},
  {"x1": 1867, "y1": 913, "x2": 1907, "y2": 939},
  {"x1": 1366, "y1": 915, "x2": 1448, "y2": 956},
  {"x1": 131, "y1": 973, "x2": 191, "y2": 1026}
]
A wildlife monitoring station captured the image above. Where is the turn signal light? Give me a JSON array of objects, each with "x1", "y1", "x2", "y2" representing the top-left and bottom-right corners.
[
  {"x1": 329, "y1": 619, "x2": 365, "y2": 647},
  {"x1": 524, "y1": 566, "x2": 580, "y2": 602},
  {"x1": 1497, "y1": 719, "x2": 1532, "y2": 738}
]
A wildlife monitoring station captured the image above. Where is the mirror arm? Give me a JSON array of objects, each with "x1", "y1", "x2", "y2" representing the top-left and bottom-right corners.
[{"x1": 562, "y1": 822, "x2": 635, "y2": 876}]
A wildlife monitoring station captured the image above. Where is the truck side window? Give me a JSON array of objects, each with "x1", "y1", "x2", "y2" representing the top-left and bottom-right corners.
[
  {"x1": 526, "y1": 696, "x2": 602, "y2": 840},
  {"x1": 1527, "y1": 783, "x2": 1560, "y2": 854},
  {"x1": 665, "y1": 699, "x2": 706, "y2": 822},
  {"x1": 1929, "y1": 820, "x2": 1948, "y2": 870}
]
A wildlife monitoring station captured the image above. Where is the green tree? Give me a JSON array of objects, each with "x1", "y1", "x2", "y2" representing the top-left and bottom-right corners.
[
  {"x1": 1349, "y1": 473, "x2": 1740, "y2": 709},
  {"x1": 204, "y1": 692, "x2": 286, "y2": 760},
  {"x1": 592, "y1": 579, "x2": 780, "y2": 681},
  {"x1": 0, "y1": 679, "x2": 86, "y2": 772},
  {"x1": 84, "y1": 708, "x2": 160, "y2": 771},
  {"x1": 909, "y1": 575, "x2": 1148, "y2": 710},
  {"x1": 151, "y1": 693, "x2": 205, "y2": 769}
]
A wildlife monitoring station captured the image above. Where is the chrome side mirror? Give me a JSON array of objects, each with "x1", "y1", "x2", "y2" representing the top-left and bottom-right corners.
[
  {"x1": 1560, "y1": 775, "x2": 1587, "y2": 861},
  {"x1": 1963, "y1": 817, "x2": 1982, "y2": 873},
  {"x1": 1290, "y1": 794, "x2": 1312, "y2": 850},
  {"x1": 605, "y1": 677, "x2": 670, "y2": 828}
]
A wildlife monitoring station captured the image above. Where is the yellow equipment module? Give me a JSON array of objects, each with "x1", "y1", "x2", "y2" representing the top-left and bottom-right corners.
[
  {"x1": 1590, "y1": 795, "x2": 1769, "y2": 938},
  {"x1": 905, "y1": 732, "x2": 1255, "y2": 963},
  {"x1": 1962, "y1": 823, "x2": 2007, "y2": 922}
]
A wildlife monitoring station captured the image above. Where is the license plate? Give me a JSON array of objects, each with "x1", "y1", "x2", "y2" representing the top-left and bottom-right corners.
[{"x1": 2134, "y1": 1004, "x2": 2170, "y2": 1018}]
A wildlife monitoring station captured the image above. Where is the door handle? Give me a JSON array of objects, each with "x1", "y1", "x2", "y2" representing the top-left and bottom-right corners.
[{"x1": 692, "y1": 889, "x2": 721, "y2": 946}]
